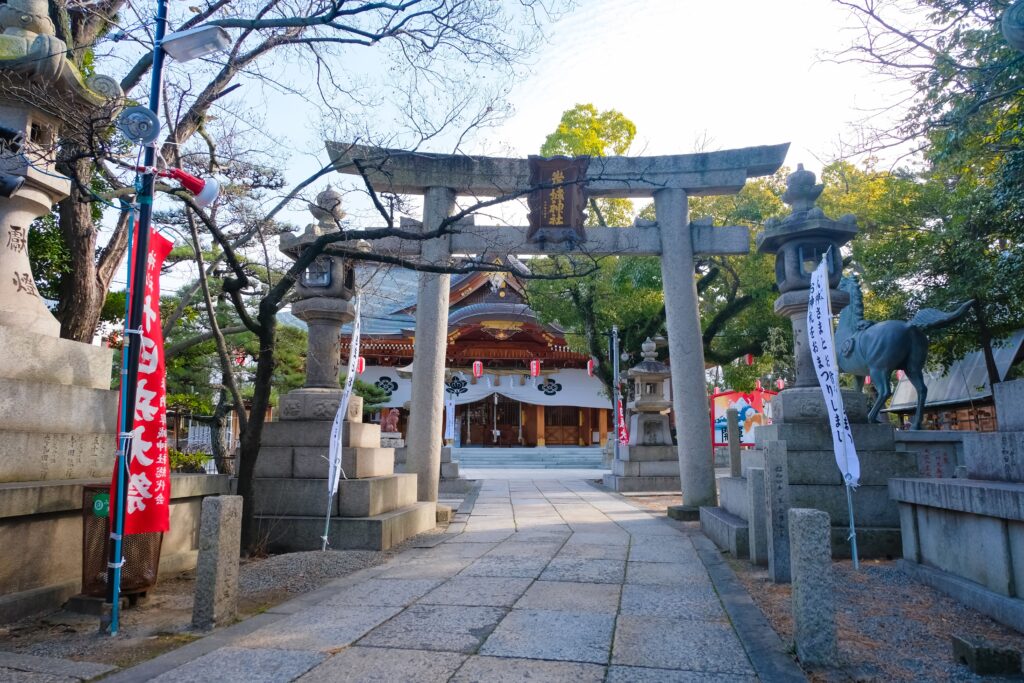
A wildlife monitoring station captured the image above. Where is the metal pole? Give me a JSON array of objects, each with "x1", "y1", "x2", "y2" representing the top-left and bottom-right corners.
[
  {"x1": 106, "y1": 0, "x2": 168, "y2": 636},
  {"x1": 845, "y1": 482, "x2": 860, "y2": 570},
  {"x1": 612, "y1": 325, "x2": 620, "y2": 461}
]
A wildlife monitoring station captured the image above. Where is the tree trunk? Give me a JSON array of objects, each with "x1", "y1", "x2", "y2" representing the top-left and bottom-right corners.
[
  {"x1": 237, "y1": 311, "x2": 276, "y2": 552},
  {"x1": 974, "y1": 300, "x2": 1001, "y2": 387},
  {"x1": 55, "y1": 158, "x2": 104, "y2": 342}
]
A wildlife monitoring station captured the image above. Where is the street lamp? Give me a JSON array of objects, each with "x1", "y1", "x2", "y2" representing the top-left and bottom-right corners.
[{"x1": 107, "y1": 0, "x2": 228, "y2": 636}]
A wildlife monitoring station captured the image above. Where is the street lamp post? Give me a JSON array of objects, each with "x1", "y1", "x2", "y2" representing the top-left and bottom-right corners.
[{"x1": 107, "y1": 1, "x2": 228, "y2": 635}]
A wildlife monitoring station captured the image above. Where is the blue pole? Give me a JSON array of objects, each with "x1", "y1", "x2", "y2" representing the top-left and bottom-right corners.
[{"x1": 107, "y1": 0, "x2": 168, "y2": 635}]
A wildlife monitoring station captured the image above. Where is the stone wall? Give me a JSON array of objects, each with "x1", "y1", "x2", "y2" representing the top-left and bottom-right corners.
[{"x1": 0, "y1": 474, "x2": 230, "y2": 622}]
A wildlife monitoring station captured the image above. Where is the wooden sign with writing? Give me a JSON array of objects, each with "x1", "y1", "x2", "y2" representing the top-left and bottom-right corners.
[{"x1": 527, "y1": 155, "x2": 589, "y2": 245}]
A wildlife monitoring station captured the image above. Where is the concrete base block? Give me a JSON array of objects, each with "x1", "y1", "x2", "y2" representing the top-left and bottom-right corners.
[
  {"x1": 0, "y1": 378, "x2": 117, "y2": 440},
  {"x1": 900, "y1": 559, "x2": 1024, "y2": 634},
  {"x1": 700, "y1": 506, "x2": 749, "y2": 559},
  {"x1": 260, "y1": 420, "x2": 380, "y2": 449},
  {"x1": 256, "y1": 501, "x2": 436, "y2": 552},
  {"x1": 294, "y1": 447, "x2": 394, "y2": 479},
  {"x1": 962, "y1": 432, "x2": 1024, "y2": 482},
  {"x1": 436, "y1": 504, "x2": 453, "y2": 523},
  {"x1": 718, "y1": 476, "x2": 749, "y2": 521},
  {"x1": 395, "y1": 447, "x2": 407, "y2": 465},
  {"x1": 951, "y1": 634, "x2": 1023, "y2": 676},
  {"x1": 0, "y1": 431, "x2": 114, "y2": 483},
  {"x1": 602, "y1": 473, "x2": 680, "y2": 493},
  {"x1": 768, "y1": 387, "x2": 868, "y2": 424},
  {"x1": 755, "y1": 422, "x2": 895, "y2": 452},
  {"x1": 0, "y1": 325, "x2": 113, "y2": 389},
  {"x1": 253, "y1": 478, "x2": 337, "y2": 516},
  {"x1": 338, "y1": 474, "x2": 417, "y2": 518},
  {"x1": 789, "y1": 484, "x2": 899, "y2": 528},
  {"x1": 440, "y1": 462, "x2": 460, "y2": 479},
  {"x1": 440, "y1": 446, "x2": 452, "y2": 464},
  {"x1": 611, "y1": 459, "x2": 680, "y2": 477},
  {"x1": 667, "y1": 505, "x2": 700, "y2": 521},
  {"x1": 619, "y1": 444, "x2": 677, "y2": 462}
]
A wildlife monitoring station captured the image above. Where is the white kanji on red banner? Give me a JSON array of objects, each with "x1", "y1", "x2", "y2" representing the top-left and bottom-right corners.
[{"x1": 112, "y1": 229, "x2": 173, "y2": 534}]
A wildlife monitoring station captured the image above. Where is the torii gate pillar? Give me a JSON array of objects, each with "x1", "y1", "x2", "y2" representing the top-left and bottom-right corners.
[
  {"x1": 406, "y1": 187, "x2": 455, "y2": 502},
  {"x1": 656, "y1": 188, "x2": 717, "y2": 515}
]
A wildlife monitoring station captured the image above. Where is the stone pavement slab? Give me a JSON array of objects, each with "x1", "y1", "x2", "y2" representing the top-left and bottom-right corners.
[
  {"x1": 358, "y1": 604, "x2": 506, "y2": 653},
  {"x1": 324, "y1": 577, "x2": 442, "y2": 607},
  {"x1": 612, "y1": 615, "x2": 755, "y2": 675},
  {"x1": 619, "y1": 582, "x2": 726, "y2": 621},
  {"x1": 296, "y1": 646, "x2": 465, "y2": 682},
  {"x1": 514, "y1": 580, "x2": 621, "y2": 613},
  {"x1": 236, "y1": 605, "x2": 402, "y2": 652},
  {"x1": 0, "y1": 652, "x2": 116, "y2": 682},
  {"x1": 605, "y1": 665, "x2": 758, "y2": 682},
  {"x1": 460, "y1": 555, "x2": 550, "y2": 578},
  {"x1": 419, "y1": 576, "x2": 533, "y2": 607},
  {"x1": 479, "y1": 608, "x2": 615, "y2": 664},
  {"x1": 556, "y1": 542, "x2": 628, "y2": 560},
  {"x1": 450, "y1": 655, "x2": 606, "y2": 682},
  {"x1": 149, "y1": 647, "x2": 324, "y2": 683},
  {"x1": 625, "y1": 559, "x2": 712, "y2": 586},
  {"x1": 539, "y1": 557, "x2": 626, "y2": 583}
]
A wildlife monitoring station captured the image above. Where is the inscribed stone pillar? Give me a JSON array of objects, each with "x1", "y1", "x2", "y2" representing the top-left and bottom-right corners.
[
  {"x1": 727, "y1": 408, "x2": 741, "y2": 478},
  {"x1": 406, "y1": 186, "x2": 455, "y2": 502},
  {"x1": 655, "y1": 187, "x2": 716, "y2": 511},
  {"x1": 789, "y1": 508, "x2": 837, "y2": 666},
  {"x1": 192, "y1": 495, "x2": 242, "y2": 630},
  {"x1": 747, "y1": 466, "x2": 769, "y2": 566},
  {"x1": 765, "y1": 440, "x2": 792, "y2": 583}
]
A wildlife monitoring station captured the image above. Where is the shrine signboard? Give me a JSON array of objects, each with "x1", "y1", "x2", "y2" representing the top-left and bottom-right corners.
[{"x1": 526, "y1": 155, "x2": 589, "y2": 245}]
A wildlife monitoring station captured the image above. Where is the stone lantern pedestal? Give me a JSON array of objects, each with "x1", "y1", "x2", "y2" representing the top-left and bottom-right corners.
[
  {"x1": 252, "y1": 189, "x2": 435, "y2": 550},
  {"x1": 603, "y1": 338, "x2": 680, "y2": 492},
  {"x1": 700, "y1": 165, "x2": 916, "y2": 569}
]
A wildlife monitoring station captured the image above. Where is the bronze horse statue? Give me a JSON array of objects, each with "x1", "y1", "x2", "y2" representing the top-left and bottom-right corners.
[{"x1": 836, "y1": 276, "x2": 973, "y2": 429}]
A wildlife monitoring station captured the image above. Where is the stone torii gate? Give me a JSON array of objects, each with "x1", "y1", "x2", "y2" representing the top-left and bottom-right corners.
[{"x1": 325, "y1": 142, "x2": 789, "y2": 516}]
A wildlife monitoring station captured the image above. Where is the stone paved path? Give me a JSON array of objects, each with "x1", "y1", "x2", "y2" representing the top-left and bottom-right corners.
[{"x1": 110, "y1": 477, "x2": 804, "y2": 682}]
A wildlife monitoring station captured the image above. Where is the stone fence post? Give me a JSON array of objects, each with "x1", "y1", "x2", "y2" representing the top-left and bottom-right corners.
[
  {"x1": 192, "y1": 495, "x2": 242, "y2": 630},
  {"x1": 789, "y1": 507, "x2": 837, "y2": 666}
]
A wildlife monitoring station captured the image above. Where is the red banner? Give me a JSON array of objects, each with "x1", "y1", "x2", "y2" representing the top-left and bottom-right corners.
[
  {"x1": 111, "y1": 230, "x2": 173, "y2": 534},
  {"x1": 617, "y1": 398, "x2": 629, "y2": 445}
]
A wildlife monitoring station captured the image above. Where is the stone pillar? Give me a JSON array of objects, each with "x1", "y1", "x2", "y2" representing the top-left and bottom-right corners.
[
  {"x1": 406, "y1": 186, "x2": 454, "y2": 502},
  {"x1": 727, "y1": 408, "x2": 741, "y2": 477},
  {"x1": 776, "y1": 290, "x2": 848, "y2": 389},
  {"x1": 655, "y1": 187, "x2": 715, "y2": 511},
  {"x1": 192, "y1": 495, "x2": 242, "y2": 630},
  {"x1": 789, "y1": 508, "x2": 837, "y2": 666},
  {"x1": 747, "y1": 467, "x2": 769, "y2": 566},
  {"x1": 765, "y1": 440, "x2": 792, "y2": 583},
  {"x1": 292, "y1": 298, "x2": 349, "y2": 388}
]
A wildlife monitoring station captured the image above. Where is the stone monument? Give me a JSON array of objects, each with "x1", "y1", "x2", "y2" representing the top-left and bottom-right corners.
[
  {"x1": 890, "y1": 377, "x2": 1024, "y2": 632},
  {"x1": 603, "y1": 338, "x2": 679, "y2": 492},
  {"x1": 251, "y1": 191, "x2": 434, "y2": 550},
  {"x1": 0, "y1": 0, "x2": 128, "y2": 619},
  {"x1": 700, "y1": 164, "x2": 916, "y2": 568}
]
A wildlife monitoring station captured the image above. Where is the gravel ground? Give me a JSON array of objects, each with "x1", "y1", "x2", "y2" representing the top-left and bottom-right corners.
[
  {"x1": 624, "y1": 492, "x2": 1024, "y2": 681},
  {"x1": 732, "y1": 558, "x2": 1024, "y2": 682},
  {"x1": 0, "y1": 509, "x2": 454, "y2": 670}
]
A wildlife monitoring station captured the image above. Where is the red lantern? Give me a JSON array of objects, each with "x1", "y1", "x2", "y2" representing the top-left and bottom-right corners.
[
  {"x1": 356, "y1": 356, "x2": 366, "y2": 374},
  {"x1": 865, "y1": 375, "x2": 872, "y2": 385},
  {"x1": 530, "y1": 359, "x2": 541, "y2": 377},
  {"x1": 776, "y1": 378, "x2": 785, "y2": 390},
  {"x1": 472, "y1": 360, "x2": 484, "y2": 378},
  {"x1": 586, "y1": 358, "x2": 596, "y2": 377},
  {"x1": 755, "y1": 379, "x2": 763, "y2": 390},
  {"x1": 745, "y1": 353, "x2": 754, "y2": 366}
]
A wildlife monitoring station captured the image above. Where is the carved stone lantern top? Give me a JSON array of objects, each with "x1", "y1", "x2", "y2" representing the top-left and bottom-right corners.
[
  {"x1": 280, "y1": 186, "x2": 355, "y2": 301},
  {"x1": 756, "y1": 163, "x2": 858, "y2": 294},
  {"x1": 627, "y1": 338, "x2": 671, "y2": 413}
]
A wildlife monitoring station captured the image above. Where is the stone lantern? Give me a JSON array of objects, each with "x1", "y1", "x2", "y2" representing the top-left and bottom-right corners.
[
  {"x1": 277, "y1": 187, "x2": 356, "y2": 419},
  {"x1": 626, "y1": 338, "x2": 673, "y2": 446},
  {"x1": 757, "y1": 164, "x2": 859, "y2": 400}
]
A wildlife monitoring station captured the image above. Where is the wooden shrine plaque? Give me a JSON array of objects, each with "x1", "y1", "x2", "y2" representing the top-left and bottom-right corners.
[{"x1": 527, "y1": 155, "x2": 589, "y2": 245}]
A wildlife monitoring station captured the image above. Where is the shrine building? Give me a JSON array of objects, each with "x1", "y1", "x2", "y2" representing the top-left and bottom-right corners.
[{"x1": 341, "y1": 263, "x2": 612, "y2": 448}]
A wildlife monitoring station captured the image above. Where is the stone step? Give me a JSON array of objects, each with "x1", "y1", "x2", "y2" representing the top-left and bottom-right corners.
[
  {"x1": 700, "y1": 506, "x2": 749, "y2": 559},
  {"x1": 602, "y1": 473, "x2": 680, "y2": 493},
  {"x1": 755, "y1": 422, "x2": 896, "y2": 451},
  {"x1": 611, "y1": 459, "x2": 679, "y2": 477},
  {"x1": 255, "y1": 501, "x2": 436, "y2": 551}
]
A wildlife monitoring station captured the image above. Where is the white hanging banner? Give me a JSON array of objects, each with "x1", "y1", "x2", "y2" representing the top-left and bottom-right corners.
[
  {"x1": 444, "y1": 395, "x2": 455, "y2": 441},
  {"x1": 329, "y1": 294, "x2": 361, "y2": 496},
  {"x1": 807, "y1": 258, "x2": 861, "y2": 486}
]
